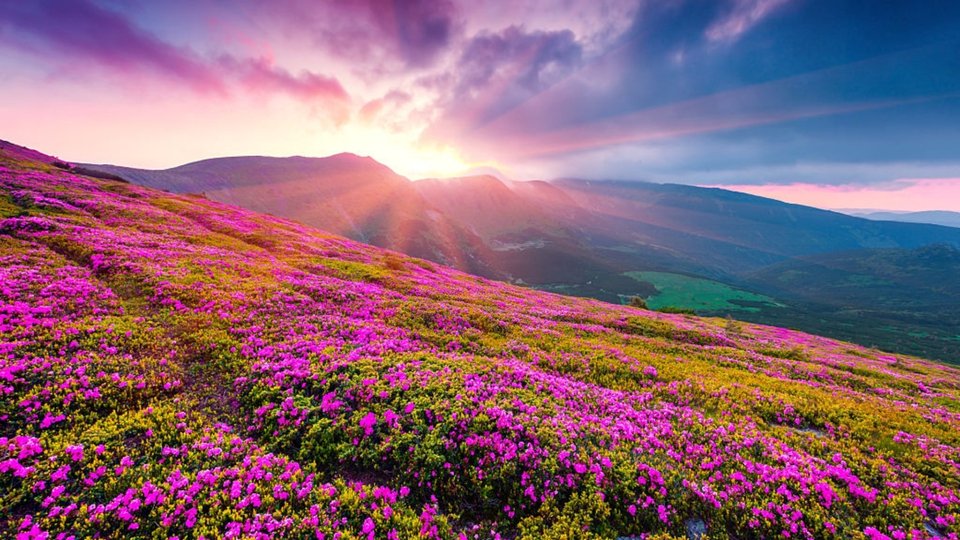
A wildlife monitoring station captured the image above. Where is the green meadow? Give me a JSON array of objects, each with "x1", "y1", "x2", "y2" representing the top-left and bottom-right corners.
[{"x1": 624, "y1": 271, "x2": 782, "y2": 312}]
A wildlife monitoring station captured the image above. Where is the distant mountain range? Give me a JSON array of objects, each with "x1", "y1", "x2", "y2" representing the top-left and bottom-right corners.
[
  {"x1": 82, "y1": 155, "x2": 960, "y2": 362},
  {"x1": 847, "y1": 210, "x2": 960, "y2": 229}
]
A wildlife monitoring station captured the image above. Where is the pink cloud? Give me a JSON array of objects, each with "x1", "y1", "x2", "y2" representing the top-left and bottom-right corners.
[
  {"x1": 714, "y1": 178, "x2": 960, "y2": 212},
  {"x1": 245, "y1": 0, "x2": 459, "y2": 69},
  {"x1": 0, "y1": 0, "x2": 347, "y2": 103},
  {"x1": 0, "y1": 0, "x2": 223, "y2": 93},
  {"x1": 705, "y1": 0, "x2": 792, "y2": 44},
  {"x1": 215, "y1": 56, "x2": 348, "y2": 102}
]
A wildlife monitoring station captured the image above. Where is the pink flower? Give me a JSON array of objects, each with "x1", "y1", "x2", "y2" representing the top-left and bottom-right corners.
[
  {"x1": 864, "y1": 527, "x2": 891, "y2": 540},
  {"x1": 64, "y1": 444, "x2": 84, "y2": 462},
  {"x1": 320, "y1": 392, "x2": 342, "y2": 414},
  {"x1": 657, "y1": 504, "x2": 670, "y2": 524},
  {"x1": 362, "y1": 517, "x2": 375, "y2": 540},
  {"x1": 359, "y1": 412, "x2": 377, "y2": 436}
]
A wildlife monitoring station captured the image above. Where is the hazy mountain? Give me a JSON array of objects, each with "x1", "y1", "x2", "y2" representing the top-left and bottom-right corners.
[
  {"x1": 849, "y1": 210, "x2": 960, "y2": 228},
  {"x1": 80, "y1": 155, "x2": 960, "y2": 361}
]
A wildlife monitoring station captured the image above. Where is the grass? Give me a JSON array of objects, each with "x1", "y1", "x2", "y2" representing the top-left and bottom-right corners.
[
  {"x1": 0, "y1": 193, "x2": 22, "y2": 218},
  {"x1": 624, "y1": 271, "x2": 782, "y2": 313}
]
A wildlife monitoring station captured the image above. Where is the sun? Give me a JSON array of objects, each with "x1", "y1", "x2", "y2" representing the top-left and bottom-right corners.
[
  {"x1": 312, "y1": 124, "x2": 487, "y2": 179},
  {"x1": 373, "y1": 143, "x2": 476, "y2": 180}
]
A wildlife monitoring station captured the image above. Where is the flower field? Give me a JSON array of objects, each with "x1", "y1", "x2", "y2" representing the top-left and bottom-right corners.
[{"x1": 1, "y1": 143, "x2": 959, "y2": 539}]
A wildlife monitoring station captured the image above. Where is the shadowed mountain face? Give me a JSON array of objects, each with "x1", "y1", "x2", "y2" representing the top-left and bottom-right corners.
[{"x1": 83, "y1": 155, "x2": 960, "y2": 362}]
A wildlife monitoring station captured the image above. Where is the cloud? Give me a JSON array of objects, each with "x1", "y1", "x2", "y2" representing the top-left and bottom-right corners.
[
  {"x1": 359, "y1": 90, "x2": 413, "y2": 125},
  {"x1": 390, "y1": 0, "x2": 459, "y2": 66},
  {"x1": 714, "y1": 178, "x2": 960, "y2": 212},
  {"x1": 445, "y1": 54, "x2": 933, "y2": 162},
  {"x1": 3, "y1": 0, "x2": 959, "y2": 189},
  {"x1": 705, "y1": 0, "x2": 791, "y2": 44},
  {"x1": 424, "y1": 25, "x2": 584, "y2": 142},
  {"x1": 456, "y1": 26, "x2": 583, "y2": 99},
  {"x1": 216, "y1": 56, "x2": 347, "y2": 102},
  {"x1": 0, "y1": 0, "x2": 222, "y2": 92},
  {"x1": 459, "y1": 0, "x2": 642, "y2": 54},
  {"x1": 242, "y1": 0, "x2": 460, "y2": 70},
  {"x1": 0, "y1": 0, "x2": 347, "y2": 103}
]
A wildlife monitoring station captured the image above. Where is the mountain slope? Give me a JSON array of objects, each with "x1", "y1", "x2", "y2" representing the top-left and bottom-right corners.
[
  {"x1": 81, "y1": 157, "x2": 960, "y2": 361},
  {"x1": 3, "y1": 142, "x2": 960, "y2": 538},
  {"x1": 732, "y1": 244, "x2": 960, "y2": 360},
  {"x1": 553, "y1": 179, "x2": 960, "y2": 272},
  {"x1": 87, "y1": 156, "x2": 500, "y2": 277}
]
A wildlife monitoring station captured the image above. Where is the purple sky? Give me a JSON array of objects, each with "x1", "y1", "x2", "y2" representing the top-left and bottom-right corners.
[{"x1": 1, "y1": 0, "x2": 959, "y2": 210}]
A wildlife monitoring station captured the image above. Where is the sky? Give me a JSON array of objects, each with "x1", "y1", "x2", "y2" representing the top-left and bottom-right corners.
[{"x1": 1, "y1": 0, "x2": 960, "y2": 211}]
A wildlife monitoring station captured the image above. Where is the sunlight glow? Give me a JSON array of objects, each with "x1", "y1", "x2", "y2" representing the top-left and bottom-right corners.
[
  {"x1": 315, "y1": 123, "x2": 480, "y2": 179},
  {"x1": 374, "y1": 143, "x2": 474, "y2": 180}
]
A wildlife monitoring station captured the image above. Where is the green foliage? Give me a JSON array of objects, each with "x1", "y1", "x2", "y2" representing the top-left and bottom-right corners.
[
  {"x1": 624, "y1": 271, "x2": 780, "y2": 313},
  {"x1": 319, "y1": 258, "x2": 389, "y2": 282},
  {"x1": 657, "y1": 305, "x2": 697, "y2": 315},
  {"x1": 0, "y1": 193, "x2": 23, "y2": 217}
]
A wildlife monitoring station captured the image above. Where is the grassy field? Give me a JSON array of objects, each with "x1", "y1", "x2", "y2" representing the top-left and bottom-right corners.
[{"x1": 624, "y1": 271, "x2": 782, "y2": 312}]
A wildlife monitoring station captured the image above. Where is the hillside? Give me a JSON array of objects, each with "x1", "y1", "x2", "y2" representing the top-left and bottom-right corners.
[
  {"x1": 3, "y1": 143, "x2": 960, "y2": 538},
  {"x1": 737, "y1": 245, "x2": 960, "y2": 360},
  {"x1": 81, "y1": 158, "x2": 960, "y2": 362}
]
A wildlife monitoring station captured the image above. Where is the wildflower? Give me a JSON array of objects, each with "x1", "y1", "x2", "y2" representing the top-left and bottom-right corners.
[{"x1": 359, "y1": 412, "x2": 377, "y2": 436}]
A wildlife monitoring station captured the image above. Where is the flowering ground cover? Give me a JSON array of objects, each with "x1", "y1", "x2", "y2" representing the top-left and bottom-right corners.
[{"x1": 1, "y1": 143, "x2": 959, "y2": 539}]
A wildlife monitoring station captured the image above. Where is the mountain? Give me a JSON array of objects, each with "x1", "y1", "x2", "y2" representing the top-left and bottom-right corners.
[
  {"x1": 86, "y1": 155, "x2": 499, "y2": 277},
  {"x1": 81, "y1": 156, "x2": 960, "y2": 362},
  {"x1": 4, "y1": 140, "x2": 960, "y2": 539},
  {"x1": 850, "y1": 210, "x2": 960, "y2": 229},
  {"x1": 552, "y1": 179, "x2": 960, "y2": 272}
]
